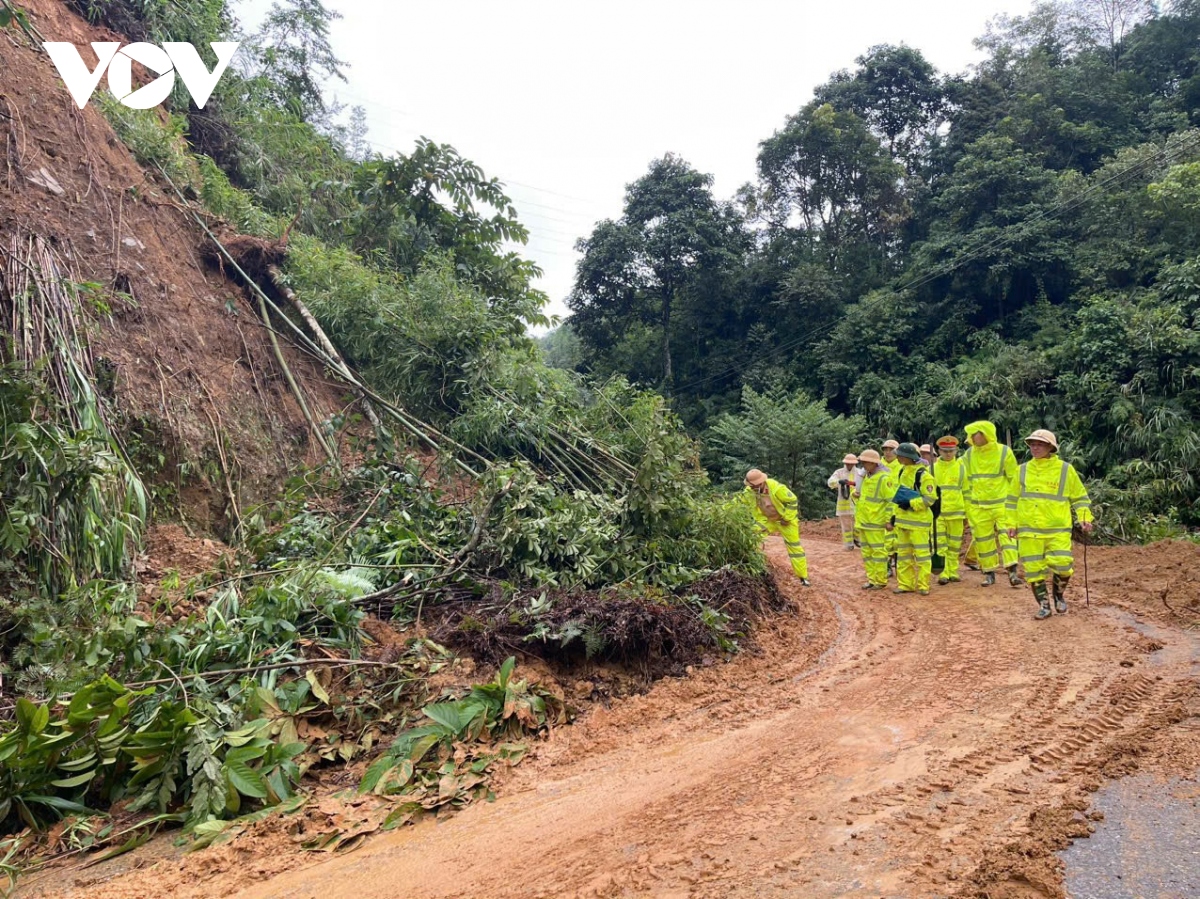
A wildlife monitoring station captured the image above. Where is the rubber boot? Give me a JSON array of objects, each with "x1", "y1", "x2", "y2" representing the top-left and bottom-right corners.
[
  {"x1": 1032, "y1": 582, "x2": 1052, "y2": 620},
  {"x1": 1007, "y1": 564, "x2": 1022, "y2": 588},
  {"x1": 1052, "y1": 574, "x2": 1069, "y2": 614},
  {"x1": 800, "y1": 578, "x2": 812, "y2": 587},
  {"x1": 981, "y1": 571, "x2": 996, "y2": 587}
]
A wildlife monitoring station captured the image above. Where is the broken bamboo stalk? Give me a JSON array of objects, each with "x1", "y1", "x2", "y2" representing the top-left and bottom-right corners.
[{"x1": 267, "y1": 263, "x2": 383, "y2": 434}]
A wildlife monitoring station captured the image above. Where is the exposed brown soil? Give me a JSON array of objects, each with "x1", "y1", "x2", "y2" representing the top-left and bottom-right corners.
[
  {"x1": 0, "y1": 1, "x2": 351, "y2": 532},
  {"x1": 1083, "y1": 538, "x2": 1200, "y2": 626},
  {"x1": 21, "y1": 533, "x2": 1199, "y2": 899}
]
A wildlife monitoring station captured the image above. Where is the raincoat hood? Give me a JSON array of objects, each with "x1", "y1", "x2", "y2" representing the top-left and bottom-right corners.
[{"x1": 965, "y1": 420, "x2": 998, "y2": 446}]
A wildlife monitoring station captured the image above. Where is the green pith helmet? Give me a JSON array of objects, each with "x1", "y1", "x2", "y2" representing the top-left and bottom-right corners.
[{"x1": 896, "y1": 442, "x2": 922, "y2": 462}]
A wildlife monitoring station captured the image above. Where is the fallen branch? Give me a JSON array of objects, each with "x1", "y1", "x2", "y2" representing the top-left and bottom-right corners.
[
  {"x1": 267, "y1": 264, "x2": 383, "y2": 434},
  {"x1": 123, "y1": 657, "x2": 410, "y2": 689}
]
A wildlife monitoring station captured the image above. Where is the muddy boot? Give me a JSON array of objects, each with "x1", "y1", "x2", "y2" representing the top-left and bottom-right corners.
[
  {"x1": 1007, "y1": 564, "x2": 1022, "y2": 588},
  {"x1": 799, "y1": 578, "x2": 812, "y2": 587},
  {"x1": 981, "y1": 571, "x2": 996, "y2": 587},
  {"x1": 1052, "y1": 574, "x2": 1069, "y2": 614},
  {"x1": 1032, "y1": 582, "x2": 1052, "y2": 619}
]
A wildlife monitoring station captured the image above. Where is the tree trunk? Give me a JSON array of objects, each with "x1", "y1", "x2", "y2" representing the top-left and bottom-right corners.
[{"x1": 661, "y1": 289, "x2": 673, "y2": 396}]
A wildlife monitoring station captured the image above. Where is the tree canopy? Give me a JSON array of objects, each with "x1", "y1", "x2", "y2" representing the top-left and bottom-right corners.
[{"x1": 564, "y1": 1, "x2": 1200, "y2": 531}]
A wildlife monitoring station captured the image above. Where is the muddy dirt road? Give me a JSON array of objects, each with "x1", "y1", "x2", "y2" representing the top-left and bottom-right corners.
[
  {"x1": 31, "y1": 535, "x2": 1200, "y2": 899},
  {"x1": 219, "y1": 536, "x2": 1198, "y2": 899}
]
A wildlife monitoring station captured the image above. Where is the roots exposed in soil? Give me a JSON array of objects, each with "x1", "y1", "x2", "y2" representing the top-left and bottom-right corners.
[
  {"x1": 200, "y1": 232, "x2": 287, "y2": 283},
  {"x1": 431, "y1": 568, "x2": 788, "y2": 677}
]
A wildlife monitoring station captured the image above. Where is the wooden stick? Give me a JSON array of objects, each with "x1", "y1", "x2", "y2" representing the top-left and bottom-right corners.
[{"x1": 267, "y1": 264, "x2": 383, "y2": 434}]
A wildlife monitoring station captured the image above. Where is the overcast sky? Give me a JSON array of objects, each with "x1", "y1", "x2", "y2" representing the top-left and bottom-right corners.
[{"x1": 236, "y1": 0, "x2": 1037, "y2": 326}]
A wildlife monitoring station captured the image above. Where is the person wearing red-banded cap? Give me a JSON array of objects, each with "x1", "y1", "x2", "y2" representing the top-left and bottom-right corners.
[
  {"x1": 1005, "y1": 429, "x2": 1093, "y2": 619},
  {"x1": 827, "y1": 453, "x2": 860, "y2": 551},
  {"x1": 933, "y1": 435, "x2": 967, "y2": 584},
  {"x1": 744, "y1": 469, "x2": 810, "y2": 586}
]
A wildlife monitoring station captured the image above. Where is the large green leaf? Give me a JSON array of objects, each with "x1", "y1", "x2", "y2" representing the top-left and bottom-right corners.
[
  {"x1": 224, "y1": 758, "x2": 269, "y2": 800},
  {"x1": 50, "y1": 769, "x2": 98, "y2": 789},
  {"x1": 423, "y1": 700, "x2": 487, "y2": 738}
]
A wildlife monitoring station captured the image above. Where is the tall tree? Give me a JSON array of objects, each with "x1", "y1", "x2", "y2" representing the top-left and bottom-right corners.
[
  {"x1": 814, "y1": 44, "x2": 945, "y2": 174},
  {"x1": 569, "y1": 155, "x2": 747, "y2": 394},
  {"x1": 346, "y1": 139, "x2": 546, "y2": 328},
  {"x1": 757, "y1": 103, "x2": 907, "y2": 280},
  {"x1": 1068, "y1": 0, "x2": 1158, "y2": 67},
  {"x1": 254, "y1": 0, "x2": 348, "y2": 121}
]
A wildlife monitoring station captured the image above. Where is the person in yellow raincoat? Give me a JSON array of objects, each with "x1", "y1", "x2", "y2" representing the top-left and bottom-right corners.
[
  {"x1": 881, "y1": 439, "x2": 901, "y2": 574},
  {"x1": 962, "y1": 420, "x2": 1020, "y2": 588},
  {"x1": 932, "y1": 435, "x2": 967, "y2": 585},
  {"x1": 854, "y1": 450, "x2": 896, "y2": 590},
  {"x1": 1005, "y1": 429, "x2": 1093, "y2": 619},
  {"x1": 744, "y1": 469, "x2": 810, "y2": 586},
  {"x1": 827, "y1": 453, "x2": 859, "y2": 551},
  {"x1": 889, "y1": 443, "x2": 939, "y2": 595}
]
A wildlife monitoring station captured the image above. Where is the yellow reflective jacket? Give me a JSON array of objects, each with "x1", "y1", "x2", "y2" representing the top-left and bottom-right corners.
[
  {"x1": 1004, "y1": 455, "x2": 1093, "y2": 535},
  {"x1": 962, "y1": 420, "x2": 1018, "y2": 509},
  {"x1": 855, "y1": 468, "x2": 897, "y2": 530},
  {"x1": 745, "y1": 478, "x2": 799, "y2": 526},
  {"x1": 892, "y1": 462, "x2": 939, "y2": 529},
  {"x1": 932, "y1": 456, "x2": 967, "y2": 519}
]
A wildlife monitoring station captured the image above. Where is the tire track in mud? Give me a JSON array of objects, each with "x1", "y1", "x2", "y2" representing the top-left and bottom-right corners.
[{"x1": 42, "y1": 536, "x2": 1199, "y2": 899}]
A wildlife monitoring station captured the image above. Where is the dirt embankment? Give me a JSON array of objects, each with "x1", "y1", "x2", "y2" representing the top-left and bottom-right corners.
[
  {"x1": 21, "y1": 533, "x2": 1199, "y2": 899},
  {"x1": 0, "y1": 1, "x2": 349, "y2": 531}
]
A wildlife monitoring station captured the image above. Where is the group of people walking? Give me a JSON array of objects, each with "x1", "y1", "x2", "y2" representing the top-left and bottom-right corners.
[{"x1": 745, "y1": 420, "x2": 1094, "y2": 620}]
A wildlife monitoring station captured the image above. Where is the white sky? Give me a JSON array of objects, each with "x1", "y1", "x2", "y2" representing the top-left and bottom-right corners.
[{"x1": 236, "y1": 0, "x2": 1037, "y2": 327}]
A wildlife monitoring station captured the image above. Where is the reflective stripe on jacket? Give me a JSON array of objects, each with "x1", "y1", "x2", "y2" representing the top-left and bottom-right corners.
[
  {"x1": 828, "y1": 468, "x2": 855, "y2": 515},
  {"x1": 1004, "y1": 456, "x2": 1093, "y2": 535},
  {"x1": 932, "y1": 457, "x2": 967, "y2": 518},
  {"x1": 745, "y1": 478, "x2": 799, "y2": 526},
  {"x1": 855, "y1": 469, "x2": 897, "y2": 530},
  {"x1": 892, "y1": 463, "x2": 939, "y2": 529},
  {"x1": 962, "y1": 420, "x2": 1018, "y2": 507}
]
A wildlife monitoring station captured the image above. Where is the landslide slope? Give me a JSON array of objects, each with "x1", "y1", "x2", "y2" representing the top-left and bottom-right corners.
[{"x1": 0, "y1": 1, "x2": 345, "y2": 529}]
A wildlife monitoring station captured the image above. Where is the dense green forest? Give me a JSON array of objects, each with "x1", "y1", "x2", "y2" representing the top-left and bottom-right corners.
[{"x1": 561, "y1": 0, "x2": 1200, "y2": 534}]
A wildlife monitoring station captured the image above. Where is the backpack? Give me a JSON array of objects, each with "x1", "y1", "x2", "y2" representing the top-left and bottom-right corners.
[{"x1": 894, "y1": 467, "x2": 941, "y2": 515}]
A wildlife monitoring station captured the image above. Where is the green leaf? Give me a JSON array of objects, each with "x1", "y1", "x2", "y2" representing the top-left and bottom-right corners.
[
  {"x1": 31, "y1": 703, "x2": 50, "y2": 735},
  {"x1": 422, "y1": 699, "x2": 487, "y2": 738},
  {"x1": 498, "y1": 656, "x2": 516, "y2": 690},
  {"x1": 0, "y1": 10, "x2": 12, "y2": 27},
  {"x1": 15, "y1": 698, "x2": 35, "y2": 733},
  {"x1": 225, "y1": 758, "x2": 269, "y2": 799},
  {"x1": 50, "y1": 769, "x2": 98, "y2": 789}
]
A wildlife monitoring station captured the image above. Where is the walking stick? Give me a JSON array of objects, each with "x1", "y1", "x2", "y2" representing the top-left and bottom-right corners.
[{"x1": 1081, "y1": 528, "x2": 1090, "y2": 608}]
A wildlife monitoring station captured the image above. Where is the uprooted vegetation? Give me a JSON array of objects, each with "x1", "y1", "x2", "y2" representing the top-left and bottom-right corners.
[{"x1": 0, "y1": 0, "x2": 784, "y2": 883}]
